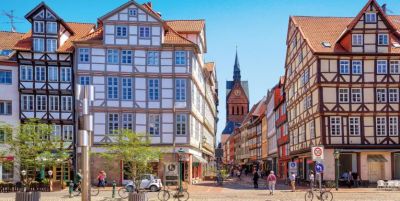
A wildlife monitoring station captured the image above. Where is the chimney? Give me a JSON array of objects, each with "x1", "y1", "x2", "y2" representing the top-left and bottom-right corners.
[
  {"x1": 147, "y1": 2, "x2": 152, "y2": 8},
  {"x1": 382, "y1": 3, "x2": 387, "y2": 14}
]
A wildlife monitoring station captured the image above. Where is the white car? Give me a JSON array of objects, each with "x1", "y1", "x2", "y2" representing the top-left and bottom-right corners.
[{"x1": 122, "y1": 174, "x2": 163, "y2": 192}]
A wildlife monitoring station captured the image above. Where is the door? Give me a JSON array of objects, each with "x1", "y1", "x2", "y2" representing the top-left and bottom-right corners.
[
  {"x1": 140, "y1": 175, "x2": 151, "y2": 189},
  {"x1": 368, "y1": 162, "x2": 384, "y2": 182}
]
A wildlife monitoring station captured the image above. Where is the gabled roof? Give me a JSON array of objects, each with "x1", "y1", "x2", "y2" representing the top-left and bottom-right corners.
[
  {"x1": 165, "y1": 20, "x2": 205, "y2": 33},
  {"x1": 14, "y1": 22, "x2": 95, "y2": 53},
  {"x1": 98, "y1": 0, "x2": 162, "y2": 23}
]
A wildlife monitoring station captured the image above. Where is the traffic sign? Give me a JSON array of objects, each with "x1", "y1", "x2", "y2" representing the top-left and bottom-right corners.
[
  {"x1": 315, "y1": 163, "x2": 324, "y2": 173},
  {"x1": 312, "y1": 146, "x2": 324, "y2": 161},
  {"x1": 288, "y1": 162, "x2": 297, "y2": 173}
]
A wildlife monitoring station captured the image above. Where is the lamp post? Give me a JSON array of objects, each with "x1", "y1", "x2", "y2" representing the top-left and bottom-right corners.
[
  {"x1": 48, "y1": 170, "x2": 53, "y2": 192},
  {"x1": 177, "y1": 148, "x2": 185, "y2": 193},
  {"x1": 333, "y1": 149, "x2": 340, "y2": 191},
  {"x1": 21, "y1": 170, "x2": 27, "y2": 192}
]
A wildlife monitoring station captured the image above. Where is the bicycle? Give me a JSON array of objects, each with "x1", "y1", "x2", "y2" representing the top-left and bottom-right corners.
[
  {"x1": 118, "y1": 182, "x2": 138, "y2": 199},
  {"x1": 305, "y1": 187, "x2": 333, "y2": 201},
  {"x1": 72, "y1": 182, "x2": 100, "y2": 197},
  {"x1": 158, "y1": 185, "x2": 189, "y2": 201}
]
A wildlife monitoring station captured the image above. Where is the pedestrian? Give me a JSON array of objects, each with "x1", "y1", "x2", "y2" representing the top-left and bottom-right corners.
[
  {"x1": 97, "y1": 170, "x2": 106, "y2": 187},
  {"x1": 237, "y1": 169, "x2": 241, "y2": 180},
  {"x1": 253, "y1": 168, "x2": 259, "y2": 189},
  {"x1": 289, "y1": 173, "x2": 296, "y2": 192},
  {"x1": 266, "y1": 171, "x2": 277, "y2": 195},
  {"x1": 309, "y1": 171, "x2": 315, "y2": 189},
  {"x1": 347, "y1": 170, "x2": 353, "y2": 188}
]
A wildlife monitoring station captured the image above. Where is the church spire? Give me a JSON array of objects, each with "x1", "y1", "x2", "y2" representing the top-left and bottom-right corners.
[{"x1": 233, "y1": 47, "x2": 241, "y2": 82}]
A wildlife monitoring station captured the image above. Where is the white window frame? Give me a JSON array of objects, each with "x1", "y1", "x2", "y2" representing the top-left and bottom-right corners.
[
  {"x1": 61, "y1": 67, "x2": 72, "y2": 82},
  {"x1": 61, "y1": 96, "x2": 72, "y2": 111},
  {"x1": 0, "y1": 101, "x2": 12, "y2": 115},
  {"x1": 0, "y1": 70, "x2": 12, "y2": 84},
  {"x1": 149, "y1": 114, "x2": 160, "y2": 135},
  {"x1": 339, "y1": 88, "x2": 349, "y2": 103},
  {"x1": 121, "y1": 50, "x2": 132, "y2": 64},
  {"x1": 48, "y1": 66, "x2": 58, "y2": 82},
  {"x1": 108, "y1": 113, "x2": 119, "y2": 135},
  {"x1": 351, "y1": 88, "x2": 362, "y2": 103},
  {"x1": 389, "y1": 116, "x2": 398, "y2": 136},
  {"x1": 36, "y1": 95, "x2": 47, "y2": 111},
  {"x1": 33, "y1": 21, "x2": 44, "y2": 33},
  {"x1": 377, "y1": 60, "x2": 388, "y2": 74},
  {"x1": 20, "y1": 66, "x2": 33, "y2": 81},
  {"x1": 128, "y1": 8, "x2": 137, "y2": 16},
  {"x1": 79, "y1": 76, "x2": 90, "y2": 85},
  {"x1": 352, "y1": 60, "x2": 362, "y2": 74},
  {"x1": 21, "y1": 95, "x2": 34, "y2": 111},
  {"x1": 175, "y1": 79, "x2": 186, "y2": 102},
  {"x1": 78, "y1": 48, "x2": 90, "y2": 63},
  {"x1": 349, "y1": 117, "x2": 360, "y2": 136},
  {"x1": 352, "y1": 34, "x2": 363, "y2": 46},
  {"x1": 377, "y1": 88, "x2": 387, "y2": 103},
  {"x1": 176, "y1": 114, "x2": 186, "y2": 135},
  {"x1": 107, "y1": 49, "x2": 119, "y2": 64},
  {"x1": 339, "y1": 60, "x2": 350, "y2": 74},
  {"x1": 175, "y1": 51, "x2": 186, "y2": 65},
  {"x1": 62, "y1": 125, "x2": 73, "y2": 141},
  {"x1": 46, "y1": 39, "x2": 57, "y2": 52},
  {"x1": 148, "y1": 79, "x2": 159, "y2": 101},
  {"x1": 330, "y1": 117, "x2": 341, "y2": 136},
  {"x1": 147, "y1": 51, "x2": 159, "y2": 66},
  {"x1": 46, "y1": 22, "x2": 57, "y2": 34},
  {"x1": 49, "y1": 96, "x2": 59, "y2": 111},
  {"x1": 390, "y1": 60, "x2": 400, "y2": 74},
  {"x1": 378, "y1": 34, "x2": 389, "y2": 45},
  {"x1": 122, "y1": 78, "x2": 132, "y2": 100},
  {"x1": 33, "y1": 38, "x2": 44, "y2": 52},
  {"x1": 365, "y1": 13, "x2": 377, "y2": 23},
  {"x1": 52, "y1": 125, "x2": 61, "y2": 136},
  {"x1": 376, "y1": 117, "x2": 386, "y2": 136},
  {"x1": 122, "y1": 113, "x2": 133, "y2": 130},
  {"x1": 35, "y1": 66, "x2": 46, "y2": 82},
  {"x1": 107, "y1": 77, "x2": 119, "y2": 100},
  {"x1": 388, "y1": 88, "x2": 399, "y2": 103},
  {"x1": 116, "y1": 26, "x2": 128, "y2": 37},
  {"x1": 139, "y1": 26, "x2": 150, "y2": 38}
]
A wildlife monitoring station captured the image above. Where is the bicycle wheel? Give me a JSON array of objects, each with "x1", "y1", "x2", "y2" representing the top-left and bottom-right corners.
[
  {"x1": 305, "y1": 190, "x2": 313, "y2": 201},
  {"x1": 118, "y1": 188, "x2": 130, "y2": 199},
  {"x1": 321, "y1": 191, "x2": 333, "y2": 201},
  {"x1": 91, "y1": 186, "x2": 100, "y2": 196},
  {"x1": 176, "y1": 191, "x2": 189, "y2": 201},
  {"x1": 157, "y1": 190, "x2": 170, "y2": 201}
]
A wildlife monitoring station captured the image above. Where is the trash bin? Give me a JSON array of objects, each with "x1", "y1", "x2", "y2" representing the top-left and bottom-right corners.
[{"x1": 15, "y1": 192, "x2": 41, "y2": 201}]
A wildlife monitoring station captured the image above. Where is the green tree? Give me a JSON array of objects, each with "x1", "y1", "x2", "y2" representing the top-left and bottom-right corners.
[
  {"x1": 1, "y1": 119, "x2": 70, "y2": 181},
  {"x1": 98, "y1": 130, "x2": 163, "y2": 184}
]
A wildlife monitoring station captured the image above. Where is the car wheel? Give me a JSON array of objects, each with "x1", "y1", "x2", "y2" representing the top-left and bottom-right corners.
[{"x1": 150, "y1": 185, "x2": 159, "y2": 192}]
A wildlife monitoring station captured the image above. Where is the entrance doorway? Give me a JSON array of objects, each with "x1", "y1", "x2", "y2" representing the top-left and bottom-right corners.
[{"x1": 368, "y1": 162, "x2": 384, "y2": 182}]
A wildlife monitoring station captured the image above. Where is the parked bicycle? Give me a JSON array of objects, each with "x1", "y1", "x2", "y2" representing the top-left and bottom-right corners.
[
  {"x1": 158, "y1": 184, "x2": 189, "y2": 201},
  {"x1": 118, "y1": 180, "x2": 138, "y2": 199},
  {"x1": 72, "y1": 182, "x2": 100, "y2": 197},
  {"x1": 305, "y1": 186, "x2": 333, "y2": 201}
]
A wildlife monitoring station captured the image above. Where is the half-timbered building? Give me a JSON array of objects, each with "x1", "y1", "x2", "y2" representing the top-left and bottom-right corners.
[
  {"x1": 284, "y1": 0, "x2": 400, "y2": 181},
  {"x1": 73, "y1": 1, "x2": 218, "y2": 184},
  {"x1": 13, "y1": 2, "x2": 95, "y2": 181}
]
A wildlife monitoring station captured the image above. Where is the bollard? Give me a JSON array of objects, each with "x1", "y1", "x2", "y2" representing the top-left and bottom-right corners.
[
  {"x1": 69, "y1": 180, "x2": 74, "y2": 198},
  {"x1": 112, "y1": 180, "x2": 116, "y2": 198}
]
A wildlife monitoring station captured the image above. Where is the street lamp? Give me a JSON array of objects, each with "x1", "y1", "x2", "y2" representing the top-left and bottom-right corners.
[
  {"x1": 333, "y1": 149, "x2": 340, "y2": 191},
  {"x1": 48, "y1": 170, "x2": 53, "y2": 191},
  {"x1": 21, "y1": 170, "x2": 27, "y2": 192},
  {"x1": 177, "y1": 148, "x2": 185, "y2": 193}
]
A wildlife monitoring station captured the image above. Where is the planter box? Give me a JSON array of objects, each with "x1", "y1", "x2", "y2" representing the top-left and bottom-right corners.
[
  {"x1": 128, "y1": 192, "x2": 148, "y2": 201},
  {"x1": 15, "y1": 192, "x2": 41, "y2": 201}
]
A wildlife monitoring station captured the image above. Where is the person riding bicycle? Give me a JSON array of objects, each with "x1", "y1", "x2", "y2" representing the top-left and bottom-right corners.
[{"x1": 75, "y1": 169, "x2": 83, "y2": 190}]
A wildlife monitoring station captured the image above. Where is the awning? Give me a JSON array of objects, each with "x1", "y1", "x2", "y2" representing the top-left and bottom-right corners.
[
  {"x1": 192, "y1": 155, "x2": 208, "y2": 164},
  {"x1": 367, "y1": 154, "x2": 388, "y2": 162}
]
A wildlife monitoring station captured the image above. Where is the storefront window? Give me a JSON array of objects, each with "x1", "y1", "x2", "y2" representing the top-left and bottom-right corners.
[
  {"x1": 339, "y1": 153, "x2": 358, "y2": 179},
  {"x1": 394, "y1": 154, "x2": 400, "y2": 179}
]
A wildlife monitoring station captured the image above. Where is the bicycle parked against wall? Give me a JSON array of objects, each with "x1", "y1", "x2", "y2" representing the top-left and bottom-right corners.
[
  {"x1": 158, "y1": 184, "x2": 190, "y2": 201},
  {"x1": 72, "y1": 182, "x2": 100, "y2": 197},
  {"x1": 304, "y1": 185, "x2": 333, "y2": 201}
]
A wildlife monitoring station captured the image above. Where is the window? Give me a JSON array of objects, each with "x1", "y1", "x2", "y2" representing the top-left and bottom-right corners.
[
  {"x1": 349, "y1": 117, "x2": 360, "y2": 136},
  {"x1": 33, "y1": 21, "x2": 44, "y2": 33},
  {"x1": 175, "y1": 51, "x2": 186, "y2": 65},
  {"x1": 148, "y1": 79, "x2": 159, "y2": 101},
  {"x1": 376, "y1": 117, "x2": 386, "y2": 136},
  {"x1": 46, "y1": 22, "x2": 57, "y2": 33},
  {"x1": 378, "y1": 34, "x2": 389, "y2": 45},
  {"x1": 352, "y1": 60, "x2": 362, "y2": 74},
  {"x1": 61, "y1": 67, "x2": 71, "y2": 82},
  {"x1": 122, "y1": 113, "x2": 133, "y2": 130},
  {"x1": 175, "y1": 79, "x2": 186, "y2": 101},
  {"x1": 389, "y1": 117, "x2": 398, "y2": 136},
  {"x1": 303, "y1": 95, "x2": 312, "y2": 110},
  {"x1": 116, "y1": 26, "x2": 128, "y2": 37},
  {"x1": 33, "y1": 38, "x2": 44, "y2": 52},
  {"x1": 108, "y1": 113, "x2": 119, "y2": 134},
  {"x1": 389, "y1": 88, "x2": 399, "y2": 103},
  {"x1": 0, "y1": 70, "x2": 12, "y2": 84},
  {"x1": 298, "y1": 51, "x2": 303, "y2": 64},
  {"x1": 309, "y1": 121, "x2": 315, "y2": 139},
  {"x1": 147, "y1": 51, "x2": 159, "y2": 65},
  {"x1": 46, "y1": 39, "x2": 57, "y2": 52},
  {"x1": 0, "y1": 101, "x2": 12, "y2": 115},
  {"x1": 52, "y1": 125, "x2": 61, "y2": 136},
  {"x1": 107, "y1": 77, "x2": 119, "y2": 99},
  {"x1": 107, "y1": 49, "x2": 119, "y2": 64},
  {"x1": 339, "y1": 88, "x2": 349, "y2": 103},
  {"x1": 79, "y1": 76, "x2": 90, "y2": 85},
  {"x1": 301, "y1": 70, "x2": 309, "y2": 85},
  {"x1": 122, "y1": 78, "x2": 132, "y2": 100},
  {"x1": 35, "y1": 66, "x2": 45, "y2": 81},
  {"x1": 62, "y1": 125, "x2": 73, "y2": 141},
  {"x1": 49, "y1": 96, "x2": 59, "y2": 111},
  {"x1": 351, "y1": 88, "x2": 362, "y2": 103},
  {"x1": 48, "y1": 67, "x2": 58, "y2": 82},
  {"x1": 176, "y1": 114, "x2": 186, "y2": 135},
  {"x1": 36, "y1": 95, "x2": 47, "y2": 111},
  {"x1": 390, "y1": 60, "x2": 400, "y2": 74},
  {"x1": 79, "y1": 48, "x2": 90, "y2": 63},
  {"x1": 339, "y1": 60, "x2": 350, "y2": 74},
  {"x1": 377, "y1": 88, "x2": 386, "y2": 103},
  {"x1": 365, "y1": 13, "x2": 377, "y2": 23},
  {"x1": 149, "y1": 114, "x2": 160, "y2": 135},
  {"x1": 20, "y1": 66, "x2": 33, "y2": 81},
  {"x1": 121, "y1": 50, "x2": 132, "y2": 64},
  {"x1": 330, "y1": 117, "x2": 341, "y2": 136},
  {"x1": 21, "y1": 95, "x2": 34, "y2": 111},
  {"x1": 128, "y1": 8, "x2": 137, "y2": 16},
  {"x1": 139, "y1": 26, "x2": 150, "y2": 38},
  {"x1": 61, "y1": 96, "x2": 72, "y2": 111},
  {"x1": 352, "y1": 34, "x2": 363, "y2": 46},
  {"x1": 377, "y1": 60, "x2": 387, "y2": 74}
]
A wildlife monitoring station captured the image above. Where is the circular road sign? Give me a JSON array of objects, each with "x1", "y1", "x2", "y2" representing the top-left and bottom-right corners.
[{"x1": 315, "y1": 163, "x2": 324, "y2": 173}]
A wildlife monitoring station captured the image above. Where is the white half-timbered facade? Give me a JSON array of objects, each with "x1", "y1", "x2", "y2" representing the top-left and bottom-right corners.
[
  {"x1": 284, "y1": 0, "x2": 400, "y2": 182},
  {"x1": 74, "y1": 1, "x2": 218, "y2": 184}
]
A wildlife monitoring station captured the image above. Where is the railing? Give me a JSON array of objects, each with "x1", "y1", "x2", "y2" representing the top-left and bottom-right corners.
[{"x1": 0, "y1": 182, "x2": 50, "y2": 193}]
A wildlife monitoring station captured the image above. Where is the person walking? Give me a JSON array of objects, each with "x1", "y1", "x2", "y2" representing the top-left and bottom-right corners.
[
  {"x1": 253, "y1": 168, "x2": 259, "y2": 189},
  {"x1": 97, "y1": 170, "x2": 106, "y2": 187},
  {"x1": 347, "y1": 170, "x2": 353, "y2": 188},
  {"x1": 289, "y1": 173, "x2": 296, "y2": 192},
  {"x1": 266, "y1": 171, "x2": 277, "y2": 195},
  {"x1": 309, "y1": 171, "x2": 315, "y2": 189}
]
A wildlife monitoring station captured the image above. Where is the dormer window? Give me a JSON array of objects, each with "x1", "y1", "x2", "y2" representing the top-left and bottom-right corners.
[
  {"x1": 378, "y1": 34, "x2": 389, "y2": 45},
  {"x1": 365, "y1": 13, "x2": 377, "y2": 23},
  {"x1": 46, "y1": 22, "x2": 57, "y2": 34},
  {"x1": 352, "y1": 34, "x2": 363, "y2": 46},
  {"x1": 34, "y1": 21, "x2": 44, "y2": 33},
  {"x1": 128, "y1": 8, "x2": 137, "y2": 17},
  {"x1": 116, "y1": 26, "x2": 128, "y2": 37}
]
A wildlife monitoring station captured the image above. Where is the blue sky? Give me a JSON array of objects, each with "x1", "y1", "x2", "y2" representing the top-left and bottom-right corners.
[{"x1": 1, "y1": 0, "x2": 400, "y2": 142}]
